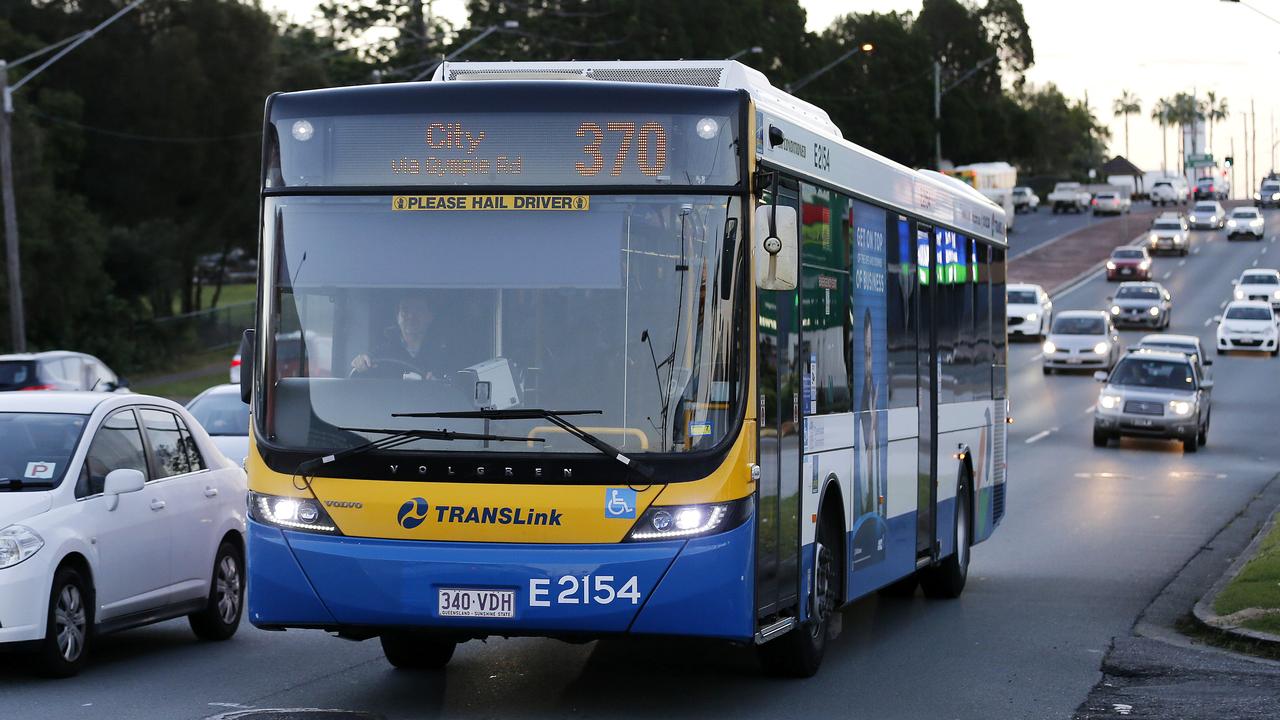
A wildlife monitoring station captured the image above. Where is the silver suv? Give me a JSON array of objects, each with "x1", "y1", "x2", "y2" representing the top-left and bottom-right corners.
[
  {"x1": 1108, "y1": 282, "x2": 1172, "y2": 329},
  {"x1": 1092, "y1": 349, "x2": 1212, "y2": 452}
]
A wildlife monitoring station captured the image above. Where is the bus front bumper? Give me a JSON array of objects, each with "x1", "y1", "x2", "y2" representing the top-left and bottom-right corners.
[{"x1": 247, "y1": 517, "x2": 755, "y2": 641}]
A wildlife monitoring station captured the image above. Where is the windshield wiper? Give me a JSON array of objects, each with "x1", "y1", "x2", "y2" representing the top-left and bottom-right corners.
[
  {"x1": 0, "y1": 478, "x2": 57, "y2": 490},
  {"x1": 296, "y1": 427, "x2": 541, "y2": 475},
  {"x1": 394, "y1": 408, "x2": 656, "y2": 481}
]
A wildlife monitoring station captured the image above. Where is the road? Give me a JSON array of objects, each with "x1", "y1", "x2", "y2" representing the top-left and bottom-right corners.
[
  {"x1": 3, "y1": 212, "x2": 1280, "y2": 720},
  {"x1": 1010, "y1": 204, "x2": 1159, "y2": 259}
]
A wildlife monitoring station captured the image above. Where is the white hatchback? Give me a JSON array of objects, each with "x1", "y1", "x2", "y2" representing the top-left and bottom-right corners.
[
  {"x1": 0, "y1": 392, "x2": 247, "y2": 677},
  {"x1": 1007, "y1": 283, "x2": 1052, "y2": 338},
  {"x1": 1216, "y1": 301, "x2": 1279, "y2": 356}
]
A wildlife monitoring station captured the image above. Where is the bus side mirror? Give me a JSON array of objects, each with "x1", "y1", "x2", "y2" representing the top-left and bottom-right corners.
[
  {"x1": 753, "y1": 204, "x2": 798, "y2": 291},
  {"x1": 239, "y1": 329, "x2": 255, "y2": 404}
]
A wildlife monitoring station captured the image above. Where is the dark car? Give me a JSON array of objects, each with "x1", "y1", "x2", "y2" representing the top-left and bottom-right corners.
[
  {"x1": 0, "y1": 351, "x2": 127, "y2": 392},
  {"x1": 1106, "y1": 247, "x2": 1152, "y2": 281}
]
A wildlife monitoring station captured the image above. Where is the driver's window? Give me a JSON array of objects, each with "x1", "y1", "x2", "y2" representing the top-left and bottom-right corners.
[{"x1": 77, "y1": 409, "x2": 148, "y2": 499}]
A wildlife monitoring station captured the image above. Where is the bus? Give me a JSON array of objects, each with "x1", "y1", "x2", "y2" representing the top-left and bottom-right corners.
[{"x1": 241, "y1": 60, "x2": 1009, "y2": 677}]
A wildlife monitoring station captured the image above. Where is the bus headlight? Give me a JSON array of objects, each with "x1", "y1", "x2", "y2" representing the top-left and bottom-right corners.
[
  {"x1": 695, "y1": 117, "x2": 720, "y2": 140},
  {"x1": 0, "y1": 525, "x2": 43, "y2": 569},
  {"x1": 249, "y1": 491, "x2": 341, "y2": 534},
  {"x1": 626, "y1": 497, "x2": 752, "y2": 541}
]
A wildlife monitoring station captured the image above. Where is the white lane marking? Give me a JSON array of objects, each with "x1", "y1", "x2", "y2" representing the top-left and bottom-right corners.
[
  {"x1": 1025, "y1": 430, "x2": 1051, "y2": 444},
  {"x1": 1084, "y1": 404, "x2": 1096, "y2": 415},
  {"x1": 1204, "y1": 317, "x2": 1214, "y2": 326},
  {"x1": 1178, "y1": 259, "x2": 1187, "y2": 267},
  {"x1": 1220, "y1": 299, "x2": 1228, "y2": 308},
  {"x1": 1162, "y1": 271, "x2": 1172, "y2": 279},
  {"x1": 1263, "y1": 247, "x2": 1269, "y2": 255},
  {"x1": 1194, "y1": 247, "x2": 1202, "y2": 254},
  {"x1": 1253, "y1": 258, "x2": 1260, "y2": 267},
  {"x1": 1031, "y1": 352, "x2": 1044, "y2": 361},
  {"x1": 1046, "y1": 218, "x2": 1059, "y2": 225}
]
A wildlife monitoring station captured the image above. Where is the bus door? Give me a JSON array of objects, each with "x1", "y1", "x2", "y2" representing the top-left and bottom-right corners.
[
  {"x1": 756, "y1": 180, "x2": 802, "y2": 618},
  {"x1": 915, "y1": 223, "x2": 938, "y2": 562}
]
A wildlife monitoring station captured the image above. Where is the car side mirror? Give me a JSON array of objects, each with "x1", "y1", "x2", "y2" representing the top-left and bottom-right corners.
[
  {"x1": 1203, "y1": 357, "x2": 1213, "y2": 366},
  {"x1": 1230, "y1": 279, "x2": 1239, "y2": 285},
  {"x1": 1105, "y1": 295, "x2": 1113, "y2": 302},
  {"x1": 1093, "y1": 371, "x2": 1108, "y2": 382},
  {"x1": 103, "y1": 468, "x2": 145, "y2": 511},
  {"x1": 1200, "y1": 379, "x2": 1214, "y2": 390},
  {"x1": 1212, "y1": 315, "x2": 1222, "y2": 324},
  {"x1": 753, "y1": 204, "x2": 798, "y2": 291},
  {"x1": 111, "y1": 377, "x2": 129, "y2": 391},
  {"x1": 239, "y1": 329, "x2": 255, "y2": 404}
]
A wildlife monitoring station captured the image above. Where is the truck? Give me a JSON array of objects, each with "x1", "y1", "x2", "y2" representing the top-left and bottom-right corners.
[
  {"x1": 947, "y1": 161, "x2": 1018, "y2": 230},
  {"x1": 1048, "y1": 182, "x2": 1091, "y2": 213}
]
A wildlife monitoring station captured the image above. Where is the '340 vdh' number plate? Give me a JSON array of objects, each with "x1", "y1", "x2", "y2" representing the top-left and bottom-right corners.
[{"x1": 437, "y1": 588, "x2": 515, "y2": 618}]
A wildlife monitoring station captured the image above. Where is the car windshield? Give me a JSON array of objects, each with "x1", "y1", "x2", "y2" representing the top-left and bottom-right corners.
[
  {"x1": 0, "y1": 361, "x2": 37, "y2": 391},
  {"x1": 1140, "y1": 342, "x2": 1195, "y2": 356},
  {"x1": 1264, "y1": 183, "x2": 1280, "y2": 191},
  {"x1": 1194, "y1": 204, "x2": 1216, "y2": 212},
  {"x1": 187, "y1": 392, "x2": 250, "y2": 437},
  {"x1": 1008, "y1": 289, "x2": 1037, "y2": 304},
  {"x1": 0, "y1": 412, "x2": 88, "y2": 490},
  {"x1": 1113, "y1": 250, "x2": 1144, "y2": 259},
  {"x1": 1231, "y1": 210, "x2": 1258, "y2": 218},
  {"x1": 1117, "y1": 286, "x2": 1160, "y2": 299},
  {"x1": 1154, "y1": 182, "x2": 1171, "y2": 188},
  {"x1": 262, "y1": 193, "x2": 745, "y2": 456},
  {"x1": 1240, "y1": 275, "x2": 1279, "y2": 285},
  {"x1": 1109, "y1": 358, "x2": 1194, "y2": 390},
  {"x1": 1197, "y1": 179, "x2": 1214, "y2": 186},
  {"x1": 1225, "y1": 306, "x2": 1273, "y2": 321},
  {"x1": 1053, "y1": 316, "x2": 1105, "y2": 334},
  {"x1": 1153, "y1": 221, "x2": 1182, "y2": 230}
]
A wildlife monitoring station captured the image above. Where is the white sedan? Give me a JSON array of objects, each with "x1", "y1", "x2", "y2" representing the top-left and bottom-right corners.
[
  {"x1": 186, "y1": 384, "x2": 249, "y2": 465},
  {"x1": 0, "y1": 392, "x2": 247, "y2": 677},
  {"x1": 1007, "y1": 283, "x2": 1052, "y2": 338}
]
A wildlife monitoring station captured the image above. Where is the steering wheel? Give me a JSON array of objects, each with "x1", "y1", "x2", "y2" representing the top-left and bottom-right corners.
[{"x1": 348, "y1": 357, "x2": 427, "y2": 379}]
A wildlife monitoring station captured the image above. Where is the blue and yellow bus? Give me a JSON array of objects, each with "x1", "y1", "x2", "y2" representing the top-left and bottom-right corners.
[{"x1": 241, "y1": 60, "x2": 1008, "y2": 676}]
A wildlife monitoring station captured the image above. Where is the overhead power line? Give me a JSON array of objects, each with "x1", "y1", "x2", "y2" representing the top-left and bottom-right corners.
[{"x1": 29, "y1": 110, "x2": 259, "y2": 144}]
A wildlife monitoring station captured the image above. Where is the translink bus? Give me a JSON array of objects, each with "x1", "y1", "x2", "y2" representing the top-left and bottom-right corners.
[{"x1": 241, "y1": 60, "x2": 1009, "y2": 677}]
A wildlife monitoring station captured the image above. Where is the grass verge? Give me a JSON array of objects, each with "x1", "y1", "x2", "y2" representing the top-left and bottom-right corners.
[{"x1": 1213, "y1": 512, "x2": 1280, "y2": 636}]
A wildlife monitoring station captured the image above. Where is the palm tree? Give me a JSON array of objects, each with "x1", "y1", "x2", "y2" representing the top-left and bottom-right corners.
[
  {"x1": 1113, "y1": 91, "x2": 1142, "y2": 158},
  {"x1": 1205, "y1": 91, "x2": 1229, "y2": 156},
  {"x1": 1152, "y1": 98, "x2": 1172, "y2": 172},
  {"x1": 1169, "y1": 92, "x2": 1205, "y2": 172}
]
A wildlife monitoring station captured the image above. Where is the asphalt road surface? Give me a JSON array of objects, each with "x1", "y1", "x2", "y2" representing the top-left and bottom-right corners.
[
  {"x1": 3, "y1": 212, "x2": 1279, "y2": 720},
  {"x1": 1010, "y1": 203, "x2": 1160, "y2": 259}
]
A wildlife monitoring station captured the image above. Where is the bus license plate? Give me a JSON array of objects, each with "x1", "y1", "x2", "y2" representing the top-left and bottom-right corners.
[{"x1": 438, "y1": 588, "x2": 515, "y2": 618}]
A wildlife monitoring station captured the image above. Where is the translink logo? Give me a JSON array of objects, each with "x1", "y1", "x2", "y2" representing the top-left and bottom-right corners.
[{"x1": 397, "y1": 498, "x2": 563, "y2": 528}]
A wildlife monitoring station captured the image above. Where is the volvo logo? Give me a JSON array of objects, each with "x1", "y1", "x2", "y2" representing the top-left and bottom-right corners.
[
  {"x1": 324, "y1": 500, "x2": 363, "y2": 509},
  {"x1": 397, "y1": 497, "x2": 430, "y2": 529}
]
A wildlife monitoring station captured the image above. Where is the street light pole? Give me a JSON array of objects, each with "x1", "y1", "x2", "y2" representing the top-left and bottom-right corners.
[
  {"x1": 934, "y1": 61, "x2": 942, "y2": 170},
  {"x1": 0, "y1": 63, "x2": 23, "y2": 352},
  {"x1": 411, "y1": 20, "x2": 520, "y2": 82},
  {"x1": 785, "y1": 42, "x2": 874, "y2": 93}
]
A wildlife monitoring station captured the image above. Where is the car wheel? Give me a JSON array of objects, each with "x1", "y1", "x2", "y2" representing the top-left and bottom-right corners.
[
  {"x1": 1092, "y1": 427, "x2": 1110, "y2": 448},
  {"x1": 1183, "y1": 434, "x2": 1199, "y2": 453},
  {"x1": 188, "y1": 541, "x2": 244, "y2": 641},
  {"x1": 35, "y1": 566, "x2": 92, "y2": 678},
  {"x1": 381, "y1": 633, "x2": 458, "y2": 670},
  {"x1": 1198, "y1": 422, "x2": 1208, "y2": 447},
  {"x1": 758, "y1": 511, "x2": 841, "y2": 678},
  {"x1": 919, "y1": 472, "x2": 971, "y2": 599}
]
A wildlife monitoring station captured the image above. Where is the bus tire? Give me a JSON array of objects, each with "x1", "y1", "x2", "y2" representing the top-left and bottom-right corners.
[
  {"x1": 920, "y1": 473, "x2": 970, "y2": 600},
  {"x1": 758, "y1": 513, "x2": 841, "y2": 678},
  {"x1": 380, "y1": 632, "x2": 456, "y2": 670}
]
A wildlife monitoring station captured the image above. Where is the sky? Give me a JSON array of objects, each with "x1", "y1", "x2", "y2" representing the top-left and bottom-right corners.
[{"x1": 261, "y1": 0, "x2": 1280, "y2": 189}]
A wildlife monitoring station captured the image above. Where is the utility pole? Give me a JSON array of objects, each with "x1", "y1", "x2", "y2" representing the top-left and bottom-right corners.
[
  {"x1": 934, "y1": 61, "x2": 942, "y2": 169},
  {"x1": 1230, "y1": 137, "x2": 1236, "y2": 198},
  {"x1": 0, "y1": 62, "x2": 23, "y2": 352},
  {"x1": 1251, "y1": 98, "x2": 1257, "y2": 191},
  {"x1": 1243, "y1": 112, "x2": 1250, "y2": 196}
]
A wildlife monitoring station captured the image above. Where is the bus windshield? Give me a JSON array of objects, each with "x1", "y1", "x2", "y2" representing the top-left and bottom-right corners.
[{"x1": 262, "y1": 194, "x2": 744, "y2": 457}]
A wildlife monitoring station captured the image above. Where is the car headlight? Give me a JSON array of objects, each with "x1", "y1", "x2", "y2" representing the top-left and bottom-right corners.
[
  {"x1": 1273, "y1": 290, "x2": 1280, "y2": 300},
  {"x1": 1025, "y1": 313, "x2": 1038, "y2": 322},
  {"x1": 1235, "y1": 289, "x2": 1245, "y2": 300},
  {"x1": 1272, "y1": 192, "x2": 1279, "y2": 201},
  {"x1": 1148, "y1": 232, "x2": 1158, "y2": 243},
  {"x1": 1254, "y1": 219, "x2": 1265, "y2": 227},
  {"x1": 249, "y1": 491, "x2": 341, "y2": 534},
  {"x1": 1189, "y1": 215, "x2": 1197, "y2": 222},
  {"x1": 1043, "y1": 340, "x2": 1057, "y2": 354},
  {"x1": 0, "y1": 525, "x2": 44, "y2": 569},
  {"x1": 1098, "y1": 392, "x2": 1122, "y2": 410},
  {"x1": 1227, "y1": 220, "x2": 1237, "y2": 228},
  {"x1": 1255, "y1": 193, "x2": 1262, "y2": 200},
  {"x1": 1139, "y1": 260, "x2": 1151, "y2": 270},
  {"x1": 1169, "y1": 400, "x2": 1194, "y2": 417},
  {"x1": 1110, "y1": 306, "x2": 1121, "y2": 315},
  {"x1": 1093, "y1": 341, "x2": 1110, "y2": 355},
  {"x1": 1209, "y1": 215, "x2": 1217, "y2": 223},
  {"x1": 1106, "y1": 261, "x2": 1117, "y2": 270},
  {"x1": 1149, "y1": 306, "x2": 1160, "y2": 316},
  {"x1": 626, "y1": 497, "x2": 752, "y2": 541}
]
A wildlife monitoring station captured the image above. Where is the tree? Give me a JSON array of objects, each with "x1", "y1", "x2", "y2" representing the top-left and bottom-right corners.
[
  {"x1": 1151, "y1": 98, "x2": 1172, "y2": 172},
  {"x1": 1112, "y1": 90, "x2": 1140, "y2": 159},
  {"x1": 1168, "y1": 92, "x2": 1205, "y2": 171},
  {"x1": 1205, "y1": 90, "x2": 1228, "y2": 157}
]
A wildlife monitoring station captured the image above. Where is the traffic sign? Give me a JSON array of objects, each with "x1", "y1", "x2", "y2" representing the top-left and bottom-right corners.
[{"x1": 1185, "y1": 153, "x2": 1214, "y2": 168}]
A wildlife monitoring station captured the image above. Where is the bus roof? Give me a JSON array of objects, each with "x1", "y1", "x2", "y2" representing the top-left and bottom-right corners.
[{"x1": 434, "y1": 60, "x2": 1008, "y2": 246}]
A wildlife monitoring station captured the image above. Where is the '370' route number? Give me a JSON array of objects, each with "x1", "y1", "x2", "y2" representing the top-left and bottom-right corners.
[{"x1": 529, "y1": 575, "x2": 641, "y2": 607}]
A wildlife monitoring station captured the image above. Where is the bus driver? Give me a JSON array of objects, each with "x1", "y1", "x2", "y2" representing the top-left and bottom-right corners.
[{"x1": 350, "y1": 293, "x2": 448, "y2": 380}]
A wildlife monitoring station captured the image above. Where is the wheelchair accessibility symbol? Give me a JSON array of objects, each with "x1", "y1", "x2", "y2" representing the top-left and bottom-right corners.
[{"x1": 604, "y1": 488, "x2": 636, "y2": 519}]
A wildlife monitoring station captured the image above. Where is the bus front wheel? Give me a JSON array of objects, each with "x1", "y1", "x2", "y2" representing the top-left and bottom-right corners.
[
  {"x1": 380, "y1": 632, "x2": 457, "y2": 670},
  {"x1": 758, "y1": 512, "x2": 842, "y2": 678}
]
